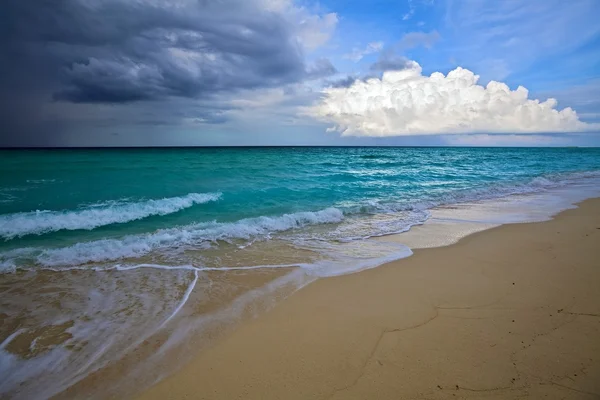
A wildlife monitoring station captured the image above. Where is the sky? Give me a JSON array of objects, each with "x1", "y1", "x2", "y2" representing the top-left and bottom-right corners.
[{"x1": 1, "y1": 0, "x2": 599, "y2": 147}]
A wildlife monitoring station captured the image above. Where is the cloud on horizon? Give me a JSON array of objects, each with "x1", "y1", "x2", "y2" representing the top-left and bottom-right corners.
[
  {"x1": 442, "y1": 134, "x2": 574, "y2": 147},
  {"x1": 309, "y1": 61, "x2": 595, "y2": 136}
]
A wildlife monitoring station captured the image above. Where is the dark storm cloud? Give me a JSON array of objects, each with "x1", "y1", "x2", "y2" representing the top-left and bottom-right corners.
[
  {"x1": 7, "y1": 0, "x2": 309, "y2": 103},
  {"x1": 0, "y1": 0, "x2": 336, "y2": 145}
]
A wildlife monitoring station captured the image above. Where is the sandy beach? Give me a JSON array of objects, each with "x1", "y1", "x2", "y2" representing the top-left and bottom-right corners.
[{"x1": 138, "y1": 198, "x2": 600, "y2": 400}]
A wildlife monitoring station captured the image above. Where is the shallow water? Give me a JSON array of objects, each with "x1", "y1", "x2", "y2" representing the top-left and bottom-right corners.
[{"x1": 1, "y1": 147, "x2": 600, "y2": 398}]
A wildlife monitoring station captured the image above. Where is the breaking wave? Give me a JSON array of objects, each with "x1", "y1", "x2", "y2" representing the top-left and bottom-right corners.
[
  {"x1": 0, "y1": 192, "x2": 222, "y2": 240},
  {"x1": 0, "y1": 207, "x2": 344, "y2": 268}
]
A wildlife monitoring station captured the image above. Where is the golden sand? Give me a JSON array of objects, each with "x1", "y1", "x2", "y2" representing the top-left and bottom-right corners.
[{"x1": 138, "y1": 198, "x2": 600, "y2": 399}]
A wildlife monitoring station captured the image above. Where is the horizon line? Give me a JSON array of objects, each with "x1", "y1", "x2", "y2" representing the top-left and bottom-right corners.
[{"x1": 0, "y1": 145, "x2": 597, "y2": 150}]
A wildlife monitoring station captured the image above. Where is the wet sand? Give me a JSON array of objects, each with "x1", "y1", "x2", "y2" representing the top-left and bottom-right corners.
[{"x1": 139, "y1": 198, "x2": 600, "y2": 400}]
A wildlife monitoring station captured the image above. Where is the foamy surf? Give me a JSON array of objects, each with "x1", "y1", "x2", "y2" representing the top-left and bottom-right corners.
[
  {"x1": 0, "y1": 192, "x2": 221, "y2": 240},
  {"x1": 0, "y1": 207, "x2": 345, "y2": 269}
]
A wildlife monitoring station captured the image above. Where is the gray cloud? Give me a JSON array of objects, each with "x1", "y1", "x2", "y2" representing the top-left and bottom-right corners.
[
  {"x1": 370, "y1": 56, "x2": 413, "y2": 72},
  {"x1": 327, "y1": 76, "x2": 359, "y2": 88},
  {"x1": 306, "y1": 59, "x2": 338, "y2": 80},
  {"x1": 369, "y1": 31, "x2": 440, "y2": 72},
  {"x1": 324, "y1": 74, "x2": 379, "y2": 88},
  {"x1": 0, "y1": 0, "x2": 337, "y2": 146}
]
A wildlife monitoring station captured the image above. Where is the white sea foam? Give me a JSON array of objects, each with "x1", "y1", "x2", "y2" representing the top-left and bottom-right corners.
[
  {"x1": 26, "y1": 179, "x2": 56, "y2": 184},
  {"x1": 0, "y1": 192, "x2": 222, "y2": 240},
  {"x1": 0, "y1": 207, "x2": 344, "y2": 268},
  {"x1": 409, "y1": 170, "x2": 600, "y2": 213}
]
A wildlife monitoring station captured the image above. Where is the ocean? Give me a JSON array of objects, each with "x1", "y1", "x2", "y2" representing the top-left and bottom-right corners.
[{"x1": 1, "y1": 147, "x2": 600, "y2": 398}]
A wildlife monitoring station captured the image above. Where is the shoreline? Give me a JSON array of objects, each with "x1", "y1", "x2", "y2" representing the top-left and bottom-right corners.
[{"x1": 138, "y1": 198, "x2": 600, "y2": 399}]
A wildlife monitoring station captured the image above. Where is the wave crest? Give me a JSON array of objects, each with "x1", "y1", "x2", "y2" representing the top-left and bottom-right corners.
[
  {"x1": 1, "y1": 207, "x2": 344, "y2": 268},
  {"x1": 0, "y1": 192, "x2": 221, "y2": 240}
]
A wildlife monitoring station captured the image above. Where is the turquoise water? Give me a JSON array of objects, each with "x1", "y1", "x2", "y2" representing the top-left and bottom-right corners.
[
  {"x1": 1, "y1": 147, "x2": 600, "y2": 270},
  {"x1": 2, "y1": 147, "x2": 600, "y2": 399}
]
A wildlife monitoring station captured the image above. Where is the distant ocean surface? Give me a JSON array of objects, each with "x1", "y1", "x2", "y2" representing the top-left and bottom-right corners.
[{"x1": 2, "y1": 147, "x2": 600, "y2": 398}]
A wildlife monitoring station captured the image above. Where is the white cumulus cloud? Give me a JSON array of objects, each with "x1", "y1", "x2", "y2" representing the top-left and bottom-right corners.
[{"x1": 309, "y1": 61, "x2": 594, "y2": 136}]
